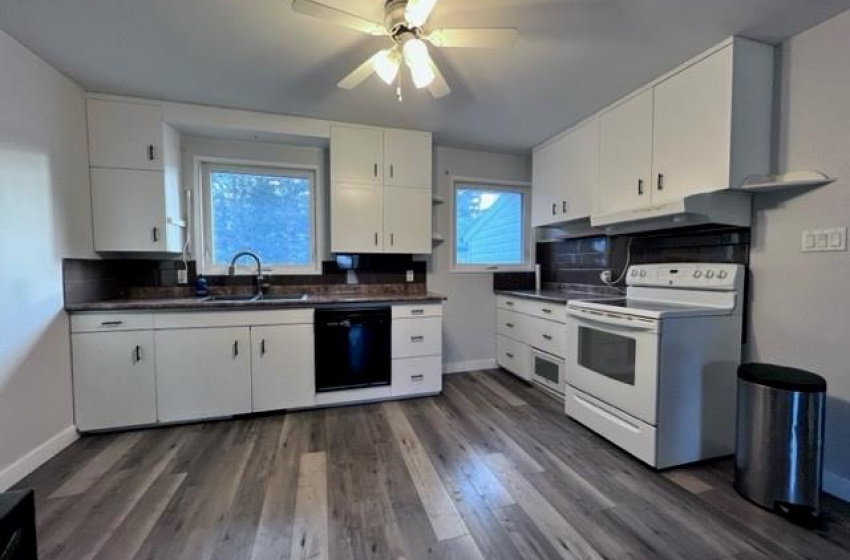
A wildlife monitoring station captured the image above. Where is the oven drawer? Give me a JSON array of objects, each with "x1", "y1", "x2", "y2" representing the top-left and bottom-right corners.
[
  {"x1": 497, "y1": 335, "x2": 530, "y2": 381},
  {"x1": 496, "y1": 309, "x2": 527, "y2": 340},
  {"x1": 525, "y1": 316, "x2": 566, "y2": 358},
  {"x1": 392, "y1": 317, "x2": 442, "y2": 358},
  {"x1": 392, "y1": 356, "x2": 442, "y2": 396},
  {"x1": 565, "y1": 385, "x2": 657, "y2": 467}
]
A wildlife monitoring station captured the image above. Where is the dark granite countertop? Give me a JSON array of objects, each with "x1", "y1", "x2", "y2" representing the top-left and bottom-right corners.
[
  {"x1": 65, "y1": 292, "x2": 447, "y2": 312},
  {"x1": 494, "y1": 288, "x2": 617, "y2": 304}
]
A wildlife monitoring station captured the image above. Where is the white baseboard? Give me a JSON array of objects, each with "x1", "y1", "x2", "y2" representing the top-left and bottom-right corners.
[
  {"x1": 0, "y1": 426, "x2": 78, "y2": 492},
  {"x1": 444, "y1": 359, "x2": 498, "y2": 375},
  {"x1": 824, "y1": 470, "x2": 850, "y2": 503}
]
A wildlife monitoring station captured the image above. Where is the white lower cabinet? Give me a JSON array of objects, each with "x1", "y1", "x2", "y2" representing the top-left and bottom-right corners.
[
  {"x1": 72, "y1": 330, "x2": 157, "y2": 431},
  {"x1": 495, "y1": 296, "x2": 566, "y2": 384},
  {"x1": 392, "y1": 356, "x2": 442, "y2": 396},
  {"x1": 251, "y1": 324, "x2": 315, "y2": 412},
  {"x1": 155, "y1": 327, "x2": 252, "y2": 423},
  {"x1": 391, "y1": 304, "x2": 443, "y2": 397},
  {"x1": 496, "y1": 334, "x2": 530, "y2": 381}
]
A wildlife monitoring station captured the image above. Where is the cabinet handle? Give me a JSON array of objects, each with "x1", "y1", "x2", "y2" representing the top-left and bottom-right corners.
[
  {"x1": 374, "y1": 232, "x2": 379, "y2": 246},
  {"x1": 233, "y1": 340, "x2": 239, "y2": 358},
  {"x1": 374, "y1": 163, "x2": 378, "y2": 177},
  {"x1": 410, "y1": 335, "x2": 425, "y2": 343},
  {"x1": 562, "y1": 200, "x2": 568, "y2": 213},
  {"x1": 551, "y1": 203, "x2": 557, "y2": 216},
  {"x1": 638, "y1": 179, "x2": 644, "y2": 195},
  {"x1": 657, "y1": 173, "x2": 664, "y2": 191},
  {"x1": 505, "y1": 301, "x2": 514, "y2": 307},
  {"x1": 390, "y1": 164, "x2": 394, "y2": 178},
  {"x1": 505, "y1": 352, "x2": 514, "y2": 359},
  {"x1": 147, "y1": 144, "x2": 156, "y2": 161},
  {"x1": 151, "y1": 227, "x2": 159, "y2": 243},
  {"x1": 260, "y1": 339, "x2": 266, "y2": 356},
  {"x1": 411, "y1": 374, "x2": 425, "y2": 382},
  {"x1": 100, "y1": 321, "x2": 123, "y2": 327},
  {"x1": 132, "y1": 345, "x2": 142, "y2": 364},
  {"x1": 390, "y1": 233, "x2": 394, "y2": 246},
  {"x1": 505, "y1": 322, "x2": 514, "y2": 328},
  {"x1": 541, "y1": 308, "x2": 552, "y2": 314},
  {"x1": 542, "y1": 334, "x2": 553, "y2": 341},
  {"x1": 410, "y1": 309, "x2": 425, "y2": 315}
]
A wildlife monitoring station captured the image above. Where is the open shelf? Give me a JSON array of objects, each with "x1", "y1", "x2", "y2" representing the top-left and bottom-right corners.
[{"x1": 739, "y1": 170, "x2": 836, "y2": 193}]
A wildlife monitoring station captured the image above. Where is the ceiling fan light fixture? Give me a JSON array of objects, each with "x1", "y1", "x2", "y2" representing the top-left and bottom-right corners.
[
  {"x1": 403, "y1": 38, "x2": 435, "y2": 88},
  {"x1": 373, "y1": 48, "x2": 400, "y2": 84},
  {"x1": 405, "y1": 0, "x2": 439, "y2": 28}
]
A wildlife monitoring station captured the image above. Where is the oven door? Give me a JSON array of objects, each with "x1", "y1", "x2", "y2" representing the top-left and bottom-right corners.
[
  {"x1": 530, "y1": 348, "x2": 564, "y2": 395},
  {"x1": 566, "y1": 307, "x2": 660, "y2": 425}
]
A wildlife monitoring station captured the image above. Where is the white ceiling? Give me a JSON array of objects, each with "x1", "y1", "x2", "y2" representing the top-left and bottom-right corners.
[{"x1": 1, "y1": 0, "x2": 848, "y2": 152}]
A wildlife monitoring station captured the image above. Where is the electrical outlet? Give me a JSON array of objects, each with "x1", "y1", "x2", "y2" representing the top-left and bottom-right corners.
[
  {"x1": 406, "y1": 270, "x2": 415, "y2": 282},
  {"x1": 177, "y1": 269, "x2": 188, "y2": 284}
]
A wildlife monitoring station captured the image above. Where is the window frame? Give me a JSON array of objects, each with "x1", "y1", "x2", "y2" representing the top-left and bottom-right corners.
[
  {"x1": 196, "y1": 158, "x2": 321, "y2": 276},
  {"x1": 450, "y1": 176, "x2": 534, "y2": 273}
]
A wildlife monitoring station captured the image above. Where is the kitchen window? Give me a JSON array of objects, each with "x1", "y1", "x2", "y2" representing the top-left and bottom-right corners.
[
  {"x1": 451, "y1": 179, "x2": 532, "y2": 272},
  {"x1": 200, "y1": 162, "x2": 318, "y2": 274}
]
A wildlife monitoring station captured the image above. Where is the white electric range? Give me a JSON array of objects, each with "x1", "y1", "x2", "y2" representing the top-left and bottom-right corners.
[{"x1": 564, "y1": 263, "x2": 745, "y2": 469}]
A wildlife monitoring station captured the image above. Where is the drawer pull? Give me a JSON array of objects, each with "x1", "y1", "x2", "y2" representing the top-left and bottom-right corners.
[
  {"x1": 505, "y1": 352, "x2": 514, "y2": 359},
  {"x1": 411, "y1": 374, "x2": 425, "y2": 382},
  {"x1": 410, "y1": 335, "x2": 425, "y2": 343},
  {"x1": 505, "y1": 301, "x2": 514, "y2": 307},
  {"x1": 100, "y1": 321, "x2": 123, "y2": 327},
  {"x1": 542, "y1": 334, "x2": 553, "y2": 341},
  {"x1": 505, "y1": 323, "x2": 514, "y2": 328},
  {"x1": 541, "y1": 308, "x2": 552, "y2": 314},
  {"x1": 410, "y1": 309, "x2": 425, "y2": 316}
]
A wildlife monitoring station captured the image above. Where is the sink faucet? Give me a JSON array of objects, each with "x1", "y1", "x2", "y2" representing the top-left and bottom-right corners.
[{"x1": 227, "y1": 250, "x2": 264, "y2": 296}]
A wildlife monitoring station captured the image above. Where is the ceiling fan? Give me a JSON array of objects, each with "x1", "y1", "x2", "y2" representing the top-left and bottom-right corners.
[{"x1": 291, "y1": 0, "x2": 519, "y2": 99}]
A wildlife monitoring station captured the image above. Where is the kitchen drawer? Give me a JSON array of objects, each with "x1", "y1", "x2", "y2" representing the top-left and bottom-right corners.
[
  {"x1": 392, "y1": 304, "x2": 443, "y2": 319},
  {"x1": 525, "y1": 316, "x2": 566, "y2": 358},
  {"x1": 392, "y1": 356, "x2": 442, "y2": 396},
  {"x1": 496, "y1": 295, "x2": 534, "y2": 315},
  {"x1": 496, "y1": 309, "x2": 527, "y2": 341},
  {"x1": 153, "y1": 309, "x2": 312, "y2": 329},
  {"x1": 497, "y1": 335, "x2": 530, "y2": 381},
  {"x1": 392, "y1": 317, "x2": 442, "y2": 358},
  {"x1": 524, "y1": 300, "x2": 566, "y2": 323},
  {"x1": 71, "y1": 312, "x2": 154, "y2": 333},
  {"x1": 565, "y1": 385, "x2": 657, "y2": 467}
]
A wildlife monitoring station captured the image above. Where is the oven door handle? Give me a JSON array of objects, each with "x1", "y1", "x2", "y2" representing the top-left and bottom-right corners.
[{"x1": 567, "y1": 308, "x2": 658, "y2": 332}]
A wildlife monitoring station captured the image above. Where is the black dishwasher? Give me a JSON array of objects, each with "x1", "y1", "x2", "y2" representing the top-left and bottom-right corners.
[{"x1": 314, "y1": 307, "x2": 391, "y2": 392}]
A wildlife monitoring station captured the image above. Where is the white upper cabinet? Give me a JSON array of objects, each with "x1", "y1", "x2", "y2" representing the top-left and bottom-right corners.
[
  {"x1": 330, "y1": 125, "x2": 384, "y2": 184},
  {"x1": 86, "y1": 98, "x2": 183, "y2": 253},
  {"x1": 384, "y1": 129, "x2": 432, "y2": 188},
  {"x1": 532, "y1": 118, "x2": 600, "y2": 226},
  {"x1": 596, "y1": 38, "x2": 773, "y2": 217},
  {"x1": 87, "y1": 99, "x2": 165, "y2": 171},
  {"x1": 330, "y1": 124, "x2": 433, "y2": 253},
  {"x1": 597, "y1": 90, "x2": 655, "y2": 215}
]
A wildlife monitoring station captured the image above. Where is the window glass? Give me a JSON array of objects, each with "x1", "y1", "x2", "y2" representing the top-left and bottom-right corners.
[{"x1": 454, "y1": 184, "x2": 528, "y2": 270}]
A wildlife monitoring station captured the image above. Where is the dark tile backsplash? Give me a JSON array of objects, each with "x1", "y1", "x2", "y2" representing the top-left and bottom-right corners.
[{"x1": 63, "y1": 255, "x2": 427, "y2": 305}]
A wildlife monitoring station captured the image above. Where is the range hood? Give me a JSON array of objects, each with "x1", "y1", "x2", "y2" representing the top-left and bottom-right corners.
[{"x1": 590, "y1": 191, "x2": 752, "y2": 236}]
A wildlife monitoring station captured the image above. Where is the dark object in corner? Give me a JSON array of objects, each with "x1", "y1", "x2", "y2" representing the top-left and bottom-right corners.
[{"x1": 0, "y1": 489, "x2": 37, "y2": 559}]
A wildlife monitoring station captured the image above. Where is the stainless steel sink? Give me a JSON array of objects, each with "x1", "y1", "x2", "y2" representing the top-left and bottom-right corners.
[{"x1": 201, "y1": 294, "x2": 261, "y2": 303}]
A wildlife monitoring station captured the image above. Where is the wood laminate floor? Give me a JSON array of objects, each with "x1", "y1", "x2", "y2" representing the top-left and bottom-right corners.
[{"x1": 15, "y1": 370, "x2": 850, "y2": 560}]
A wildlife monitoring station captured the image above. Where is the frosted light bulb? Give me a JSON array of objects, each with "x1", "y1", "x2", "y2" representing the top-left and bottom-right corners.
[
  {"x1": 403, "y1": 39, "x2": 435, "y2": 89},
  {"x1": 372, "y1": 49, "x2": 400, "y2": 85}
]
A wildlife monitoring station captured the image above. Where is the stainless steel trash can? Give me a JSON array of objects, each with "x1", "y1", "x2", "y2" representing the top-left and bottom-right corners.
[{"x1": 735, "y1": 363, "x2": 826, "y2": 520}]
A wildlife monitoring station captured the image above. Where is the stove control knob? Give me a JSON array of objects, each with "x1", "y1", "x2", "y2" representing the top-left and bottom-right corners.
[
  {"x1": 639, "y1": 269, "x2": 647, "y2": 278},
  {"x1": 693, "y1": 270, "x2": 703, "y2": 279},
  {"x1": 631, "y1": 269, "x2": 638, "y2": 277},
  {"x1": 706, "y1": 270, "x2": 715, "y2": 279},
  {"x1": 718, "y1": 270, "x2": 728, "y2": 280}
]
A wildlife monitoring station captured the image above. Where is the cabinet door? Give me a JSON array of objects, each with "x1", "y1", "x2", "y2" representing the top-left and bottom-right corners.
[
  {"x1": 330, "y1": 125, "x2": 383, "y2": 184},
  {"x1": 87, "y1": 99, "x2": 164, "y2": 171},
  {"x1": 531, "y1": 139, "x2": 561, "y2": 227},
  {"x1": 251, "y1": 324, "x2": 315, "y2": 412},
  {"x1": 597, "y1": 89, "x2": 654, "y2": 214},
  {"x1": 652, "y1": 46, "x2": 733, "y2": 204},
  {"x1": 384, "y1": 129, "x2": 432, "y2": 188},
  {"x1": 155, "y1": 327, "x2": 251, "y2": 422},
  {"x1": 91, "y1": 168, "x2": 168, "y2": 252},
  {"x1": 383, "y1": 187, "x2": 432, "y2": 254},
  {"x1": 331, "y1": 183, "x2": 384, "y2": 253},
  {"x1": 72, "y1": 331, "x2": 157, "y2": 431},
  {"x1": 561, "y1": 118, "x2": 599, "y2": 221}
]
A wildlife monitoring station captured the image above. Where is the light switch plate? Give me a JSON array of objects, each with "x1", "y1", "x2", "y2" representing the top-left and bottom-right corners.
[
  {"x1": 406, "y1": 270, "x2": 415, "y2": 282},
  {"x1": 801, "y1": 227, "x2": 847, "y2": 252},
  {"x1": 177, "y1": 269, "x2": 188, "y2": 284}
]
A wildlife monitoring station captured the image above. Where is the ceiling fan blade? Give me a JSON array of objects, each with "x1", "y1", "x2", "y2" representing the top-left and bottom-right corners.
[
  {"x1": 291, "y1": 0, "x2": 387, "y2": 35},
  {"x1": 405, "y1": 0, "x2": 440, "y2": 28},
  {"x1": 427, "y1": 27, "x2": 518, "y2": 48},
  {"x1": 337, "y1": 54, "x2": 379, "y2": 90},
  {"x1": 428, "y1": 60, "x2": 451, "y2": 99}
]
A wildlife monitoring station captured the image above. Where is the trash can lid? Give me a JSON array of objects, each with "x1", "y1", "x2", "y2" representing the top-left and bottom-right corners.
[{"x1": 738, "y1": 363, "x2": 827, "y2": 393}]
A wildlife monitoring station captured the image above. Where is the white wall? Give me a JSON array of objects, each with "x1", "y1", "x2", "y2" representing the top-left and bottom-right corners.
[
  {"x1": 748, "y1": 10, "x2": 850, "y2": 500},
  {"x1": 427, "y1": 146, "x2": 532, "y2": 373},
  {"x1": 0, "y1": 29, "x2": 92, "y2": 489}
]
